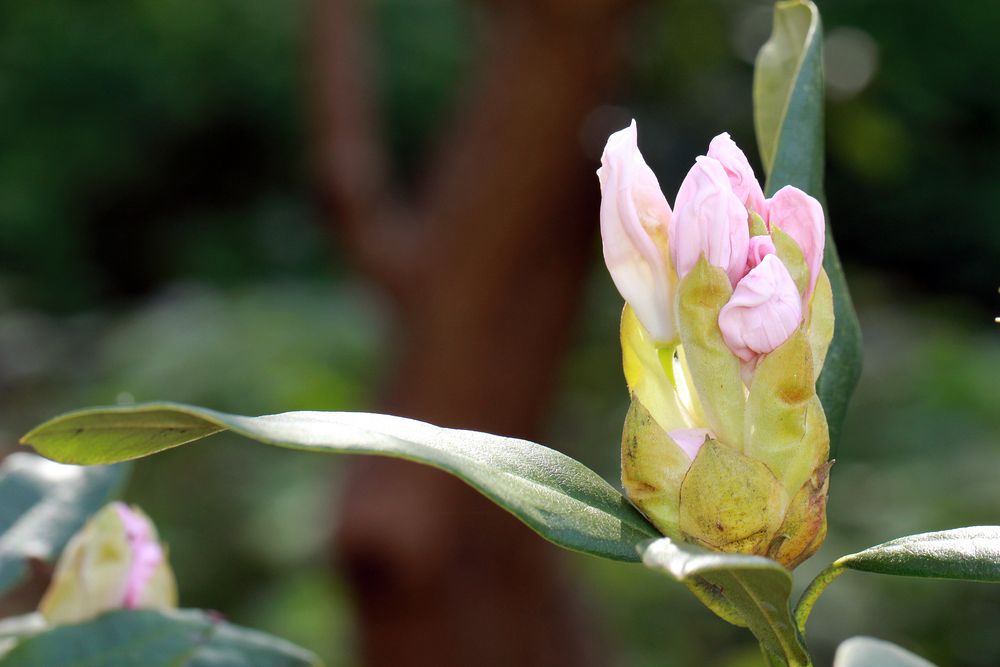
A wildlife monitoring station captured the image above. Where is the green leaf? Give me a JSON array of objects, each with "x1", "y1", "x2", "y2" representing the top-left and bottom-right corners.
[
  {"x1": 21, "y1": 403, "x2": 659, "y2": 563},
  {"x1": 795, "y1": 527, "x2": 1000, "y2": 636},
  {"x1": 754, "y1": 0, "x2": 862, "y2": 454},
  {"x1": 0, "y1": 453, "x2": 126, "y2": 596},
  {"x1": 0, "y1": 609, "x2": 321, "y2": 667},
  {"x1": 833, "y1": 637, "x2": 937, "y2": 667},
  {"x1": 0, "y1": 614, "x2": 46, "y2": 660},
  {"x1": 836, "y1": 526, "x2": 1000, "y2": 581},
  {"x1": 754, "y1": 1, "x2": 822, "y2": 184},
  {"x1": 640, "y1": 538, "x2": 809, "y2": 666}
]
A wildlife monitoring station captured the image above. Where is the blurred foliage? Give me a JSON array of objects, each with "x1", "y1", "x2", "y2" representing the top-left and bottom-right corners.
[
  {"x1": 0, "y1": 0, "x2": 318, "y2": 310},
  {"x1": 0, "y1": 283, "x2": 384, "y2": 666},
  {"x1": 1, "y1": 0, "x2": 998, "y2": 665},
  {"x1": 625, "y1": 0, "x2": 1000, "y2": 309}
]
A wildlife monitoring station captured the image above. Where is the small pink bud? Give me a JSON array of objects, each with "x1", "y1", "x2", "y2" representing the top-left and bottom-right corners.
[
  {"x1": 766, "y1": 186, "x2": 825, "y2": 300},
  {"x1": 746, "y1": 235, "x2": 777, "y2": 271},
  {"x1": 706, "y1": 133, "x2": 768, "y2": 217},
  {"x1": 598, "y1": 121, "x2": 676, "y2": 342},
  {"x1": 39, "y1": 502, "x2": 177, "y2": 625},
  {"x1": 670, "y1": 156, "x2": 750, "y2": 288},
  {"x1": 718, "y1": 254, "x2": 803, "y2": 372},
  {"x1": 114, "y1": 502, "x2": 164, "y2": 609},
  {"x1": 667, "y1": 428, "x2": 714, "y2": 460}
]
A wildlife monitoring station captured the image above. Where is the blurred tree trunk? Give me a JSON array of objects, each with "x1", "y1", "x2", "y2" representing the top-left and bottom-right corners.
[{"x1": 309, "y1": 1, "x2": 634, "y2": 664}]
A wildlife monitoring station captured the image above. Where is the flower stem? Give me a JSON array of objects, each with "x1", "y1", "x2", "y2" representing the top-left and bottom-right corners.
[{"x1": 793, "y1": 562, "x2": 846, "y2": 637}]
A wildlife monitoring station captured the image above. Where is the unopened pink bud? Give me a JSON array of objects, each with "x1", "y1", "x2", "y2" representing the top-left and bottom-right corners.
[
  {"x1": 718, "y1": 254, "x2": 802, "y2": 370},
  {"x1": 706, "y1": 133, "x2": 768, "y2": 217},
  {"x1": 766, "y1": 186, "x2": 825, "y2": 300},
  {"x1": 598, "y1": 121, "x2": 676, "y2": 342},
  {"x1": 39, "y1": 502, "x2": 177, "y2": 625},
  {"x1": 746, "y1": 235, "x2": 777, "y2": 271},
  {"x1": 670, "y1": 156, "x2": 750, "y2": 288}
]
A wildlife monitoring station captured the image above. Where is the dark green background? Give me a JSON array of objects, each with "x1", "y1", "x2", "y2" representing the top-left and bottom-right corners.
[{"x1": 1, "y1": 1, "x2": 998, "y2": 665}]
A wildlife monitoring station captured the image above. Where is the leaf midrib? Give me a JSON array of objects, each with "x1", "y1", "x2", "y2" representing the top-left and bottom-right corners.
[
  {"x1": 765, "y1": 2, "x2": 816, "y2": 178},
  {"x1": 728, "y1": 569, "x2": 806, "y2": 666}
]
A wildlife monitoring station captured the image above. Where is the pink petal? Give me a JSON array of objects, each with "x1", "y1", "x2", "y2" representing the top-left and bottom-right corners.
[
  {"x1": 766, "y1": 186, "x2": 825, "y2": 301},
  {"x1": 718, "y1": 254, "x2": 803, "y2": 369},
  {"x1": 113, "y1": 503, "x2": 164, "y2": 609},
  {"x1": 747, "y1": 235, "x2": 776, "y2": 271},
  {"x1": 667, "y1": 428, "x2": 714, "y2": 461},
  {"x1": 670, "y1": 156, "x2": 750, "y2": 287},
  {"x1": 707, "y1": 132, "x2": 768, "y2": 217},
  {"x1": 598, "y1": 121, "x2": 676, "y2": 342}
]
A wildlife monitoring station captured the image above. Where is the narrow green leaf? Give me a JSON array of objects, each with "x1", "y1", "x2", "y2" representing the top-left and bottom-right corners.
[
  {"x1": 797, "y1": 527, "x2": 1000, "y2": 637},
  {"x1": 0, "y1": 614, "x2": 46, "y2": 661},
  {"x1": 755, "y1": 1, "x2": 824, "y2": 193},
  {"x1": 0, "y1": 454, "x2": 126, "y2": 596},
  {"x1": 834, "y1": 637, "x2": 937, "y2": 667},
  {"x1": 640, "y1": 538, "x2": 809, "y2": 666},
  {"x1": 754, "y1": 0, "x2": 862, "y2": 454},
  {"x1": 0, "y1": 615, "x2": 45, "y2": 643},
  {"x1": 0, "y1": 609, "x2": 320, "y2": 667},
  {"x1": 21, "y1": 402, "x2": 659, "y2": 563},
  {"x1": 836, "y1": 526, "x2": 1000, "y2": 581}
]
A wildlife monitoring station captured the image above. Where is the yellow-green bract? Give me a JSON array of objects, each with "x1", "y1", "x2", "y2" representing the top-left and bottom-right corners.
[{"x1": 621, "y1": 256, "x2": 833, "y2": 569}]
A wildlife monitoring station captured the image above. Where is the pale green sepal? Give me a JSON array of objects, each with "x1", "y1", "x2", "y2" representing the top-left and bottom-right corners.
[
  {"x1": 621, "y1": 306, "x2": 689, "y2": 434},
  {"x1": 677, "y1": 258, "x2": 745, "y2": 449},
  {"x1": 39, "y1": 505, "x2": 130, "y2": 624},
  {"x1": 768, "y1": 461, "x2": 831, "y2": 569},
  {"x1": 673, "y1": 344, "x2": 708, "y2": 427},
  {"x1": 39, "y1": 504, "x2": 178, "y2": 625},
  {"x1": 771, "y1": 226, "x2": 809, "y2": 297},
  {"x1": 620, "y1": 399, "x2": 691, "y2": 539},
  {"x1": 679, "y1": 440, "x2": 787, "y2": 556},
  {"x1": 745, "y1": 328, "x2": 829, "y2": 498},
  {"x1": 750, "y1": 211, "x2": 769, "y2": 237},
  {"x1": 807, "y1": 269, "x2": 834, "y2": 381}
]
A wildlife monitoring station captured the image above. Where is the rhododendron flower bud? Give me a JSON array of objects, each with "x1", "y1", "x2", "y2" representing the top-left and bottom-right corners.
[
  {"x1": 707, "y1": 132, "x2": 768, "y2": 217},
  {"x1": 39, "y1": 502, "x2": 177, "y2": 625},
  {"x1": 671, "y1": 156, "x2": 750, "y2": 288},
  {"x1": 607, "y1": 128, "x2": 835, "y2": 569},
  {"x1": 598, "y1": 121, "x2": 676, "y2": 343},
  {"x1": 719, "y1": 253, "x2": 803, "y2": 377},
  {"x1": 767, "y1": 185, "x2": 825, "y2": 301},
  {"x1": 746, "y1": 235, "x2": 776, "y2": 270}
]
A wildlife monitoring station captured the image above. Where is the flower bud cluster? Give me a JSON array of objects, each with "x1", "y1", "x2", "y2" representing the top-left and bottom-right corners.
[{"x1": 599, "y1": 122, "x2": 834, "y2": 568}]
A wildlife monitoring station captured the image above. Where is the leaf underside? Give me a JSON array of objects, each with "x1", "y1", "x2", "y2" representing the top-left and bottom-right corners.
[{"x1": 640, "y1": 538, "x2": 809, "y2": 666}]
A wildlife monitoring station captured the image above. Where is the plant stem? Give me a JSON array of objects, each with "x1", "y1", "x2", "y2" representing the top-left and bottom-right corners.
[{"x1": 793, "y1": 562, "x2": 846, "y2": 637}]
